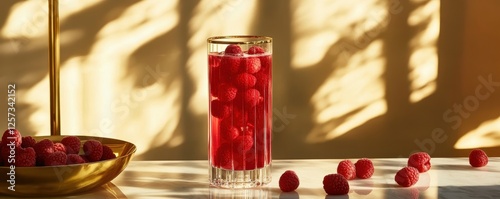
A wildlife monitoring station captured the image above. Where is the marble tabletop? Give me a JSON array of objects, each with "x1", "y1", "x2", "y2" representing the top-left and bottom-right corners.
[{"x1": 10, "y1": 158, "x2": 500, "y2": 198}]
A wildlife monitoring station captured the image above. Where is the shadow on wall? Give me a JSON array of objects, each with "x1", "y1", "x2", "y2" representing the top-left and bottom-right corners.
[
  {"x1": 0, "y1": 0, "x2": 499, "y2": 160},
  {"x1": 275, "y1": 0, "x2": 500, "y2": 159}
]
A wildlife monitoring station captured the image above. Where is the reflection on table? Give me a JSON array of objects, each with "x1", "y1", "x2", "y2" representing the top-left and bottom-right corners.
[{"x1": 10, "y1": 158, "x2": 500, "y2": 198}]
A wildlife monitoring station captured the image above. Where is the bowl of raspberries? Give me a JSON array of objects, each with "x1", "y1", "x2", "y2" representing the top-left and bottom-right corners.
[{"x1": 0, "y1": 129, "x2": 136, "y2": 197}]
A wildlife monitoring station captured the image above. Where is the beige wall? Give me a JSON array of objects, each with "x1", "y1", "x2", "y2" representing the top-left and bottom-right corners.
[{"x1": 0, "y1": 0, "x2": 499, "y2": 160}]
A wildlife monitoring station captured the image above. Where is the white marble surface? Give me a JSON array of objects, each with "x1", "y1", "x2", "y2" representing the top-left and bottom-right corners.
[{"x1": 10, "y1": 158, "x2": 500, "y2": 198}]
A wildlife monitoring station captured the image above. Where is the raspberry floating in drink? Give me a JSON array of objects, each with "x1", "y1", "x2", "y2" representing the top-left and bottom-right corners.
[{"x1": 208, "y1": 44, "x2": 272, "y2": 172}]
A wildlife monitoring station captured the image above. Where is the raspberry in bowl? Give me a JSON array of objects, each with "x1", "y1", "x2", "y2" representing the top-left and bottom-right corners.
[{"x1": 0, "y1": 129, "x2": 136, "y2": 197}]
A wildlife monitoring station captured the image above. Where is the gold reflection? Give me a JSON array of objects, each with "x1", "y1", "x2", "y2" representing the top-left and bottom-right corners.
[{"x1": 455, "y1": 116, "x2": 500, "y2": 149}]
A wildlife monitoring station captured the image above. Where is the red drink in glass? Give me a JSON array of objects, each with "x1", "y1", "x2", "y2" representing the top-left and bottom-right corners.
[{"x1": 208, "y1": 36, "x2": 272, "y2": 188}]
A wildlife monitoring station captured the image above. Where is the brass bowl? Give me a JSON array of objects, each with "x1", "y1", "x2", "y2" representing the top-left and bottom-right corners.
[{"x1": 0, "y1": 135, "x2": 136, "y2": 197}]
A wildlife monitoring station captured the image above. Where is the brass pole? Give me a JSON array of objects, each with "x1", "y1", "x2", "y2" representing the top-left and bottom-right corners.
[{"x1": 48, "y1": 0, "x2": 60, "y2": 136}]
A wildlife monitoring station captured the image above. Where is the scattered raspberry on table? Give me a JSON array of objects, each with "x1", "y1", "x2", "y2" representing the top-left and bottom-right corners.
[
  {"x1": 469, "y1": 149, "x2": 488, "y2": 167},
  {"x1": 337, "y1": 160, "x2": 356, "y2": 180},
  {"x1": 355, "y1": 158, "x2": 374, "y2": 179},
  {"x1": 323, "y1": 173, "x2": 349, "y2": 195},
  {"x1": 395, "y1": 166, "x2": 420, "y2": 187},
  {"x1": 408, "y1": 152, "x2": 431, "y2": 173},
  {"x1": 279, "y1": 170, "x2": 300, "y2": 192}
]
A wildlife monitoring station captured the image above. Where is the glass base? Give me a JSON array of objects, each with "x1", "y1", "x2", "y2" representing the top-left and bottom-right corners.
[{"x1": 209, "y1": 164, "x2": 271, "y2": 188}]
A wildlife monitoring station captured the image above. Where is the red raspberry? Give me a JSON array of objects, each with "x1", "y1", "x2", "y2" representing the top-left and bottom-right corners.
[
  {"x1": 61, "y1": 136, "x2": 81, "y2": 154},
  {"x1": 34, "y1": 139, "x2": 55, "y2": 164},
  {"x1": 469, "y1": 149, "x2": 488, "y2": 167},
  {"x1": 323, "y1": 174, "x2": 349, "y2": 195},
  {"x1": 21, "y1": 136, "x2": 36, "y2": 148},
  {"x1": 244, "y1": 146, "x2": 265, "y2": 170},
  {"x1": 83, "y1": 140, "x2": 103, "y2": 162},
  {"x1": 337, "y1": 160, "x2": 356, "y2": 180},
  {"x1": 54, "y1": 143, "x2": 67, "y2": 153},
  {"x1": 44, "y1": 151, "x2": 67, "y2": 166},
  {"x1": 232, "y1": 153, "x2": 245, "y2": 170},
  {"x1": 279, "y1": 170, "x2": 300, "y2": 192},
  {"x1": 242, "y1": 128, "x2": 254, "y2": 137},
  {"x1": 241, "y1": 57, "x2": 261, "y2": 74},
  {"x1": 254, "y1": 72, "x2": 269, "y2": 93},
  {"x1": 1, "y1": 146, "x2": 10, "y2": 164},
  {"x1": 65, "y1": 147, "x2": 76, "y2": 154},
  {"x1": 259, "y1": 55, "x2": 272, "y2": 73},
  {"x1": 79, "y1": 155, "x2": 89, "y2": 163},
  {"x1": 243, "y1": 89, "x2": 261, "y2": 108},
  {"x1": 15, "y1": 147, "x2": 36, "y2": 167},
  {"x1": 224, "y1": 44, "x2": 243, "y2": 55},
  {"x1": 233, "y1": 135, "x2": 254, "y2": 154},
  {"x1": 67, "y1": 154, "x2": 86, "y2": 165},
  {"x1": 2, "y1": 129, "x2": 22, "y2": 148},
  {"x1": 244, "y1": 149, "x2": 256, "y2": 169},
  {"x1": 223, "y1": 103, "x2": 248, "y2": 127},
  {"x1": 408, "y1": 152, "x2": 431, "y2": 173},
  {"x1": 248, "y1": 46, "x2": 265, "y2": 54},
  {"x1": 101, "y1": 145, "x2": 116, "y2": 160},
  {"x1": 217, "y1": 84, "x2": 238, "y2": 102},
  {"x1": 220, "y1": 56, "x2": 241, "y2": 75},
  {"x1": 234, "y1": 73, "x2": 257, "y2": 89},
  {"x1": 209, "y1": 54, "x2": 221, "y2": 68},
  {"x1": 220, "y1": 119, "x2": 240, "y2": 142},
  {"x1": 210, "y1": 66, "x2": 222, "y2": 96},
  {"x1": 247, "y1": 102, "x2": 266, "y2": 128},
  {"x1": 254, "y1": 126, "x2": 271, "y2": 150},
  {"x1": 395, "y1": 166, "x2": 419, "y2": 187},
  {"x1": 215, "y1": 144, "x2": 232, "y2": 169},
  {"x1": 355, "y1": 158, "x2": 374, "y2": 179},
  {"x1": 211, "y1": 100, "x2": 230, "y2": 119}
]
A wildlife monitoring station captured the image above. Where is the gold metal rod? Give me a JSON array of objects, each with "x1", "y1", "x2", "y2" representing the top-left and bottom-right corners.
[{"x1": 48, "y1": 0, "x2": 60, "y2": 136}]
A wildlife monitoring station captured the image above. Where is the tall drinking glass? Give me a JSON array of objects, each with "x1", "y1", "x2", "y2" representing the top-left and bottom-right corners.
[{"x1": 207, "y1": 36, "x2": 272, "y2": 188}]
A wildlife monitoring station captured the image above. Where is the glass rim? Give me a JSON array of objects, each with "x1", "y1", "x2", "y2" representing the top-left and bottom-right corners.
[{"x1": 207, "y1": 35, "x2": 272, "y2": 44}]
